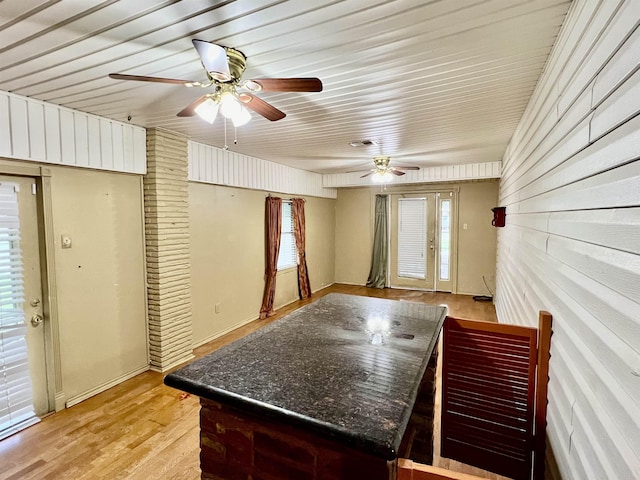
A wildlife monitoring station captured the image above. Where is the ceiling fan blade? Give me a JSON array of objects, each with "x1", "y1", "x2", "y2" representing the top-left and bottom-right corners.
[
  {"x1": 395, "y1": 166, "x2": 420, "y2": 170},
  {"x1": 360, "y1": 171, "x2": 375, "y2": 178},
  {"x1": 346, "y1": 169, "x2": 371, "y2": 174},
  {"x1": 192, "y1": 39, "x2": 231, "y2": 82},
  {"x1": 109, "y1": 73, "x2": 199, "y2": 85},
  {"x1": 239, "y1": 93, "x2": 286, "y2": 121},
  {"x1": 248, "y1": 78, "x2": 323, "y2": 92},
  {"x1": 176, "y1": 96, "x2": 208, "y2": 117},
  {"x1": 390, "y1": 170, "x2": 406, "y2": 176}
]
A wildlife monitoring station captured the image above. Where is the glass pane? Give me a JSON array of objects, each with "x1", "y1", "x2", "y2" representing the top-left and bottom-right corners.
[
  {"x1": 397, "y1": 198, "x2": 426, "y2": 279},
  {"x1": 439, "y1": 199, "x2": 451, "y2": 281},
  {"x1": 277, "y1": 202, "x2": 297, "y2": 270}
]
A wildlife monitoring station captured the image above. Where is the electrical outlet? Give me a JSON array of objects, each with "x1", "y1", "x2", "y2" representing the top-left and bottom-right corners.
[{"x1": 61, "y1": 235, "x2": 72, "y2": 249}]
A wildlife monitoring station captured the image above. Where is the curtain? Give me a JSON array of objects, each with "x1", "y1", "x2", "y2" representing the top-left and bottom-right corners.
[
  {"x1": 292, "y1": 198, "x2": 311, "y2": 299},
  {"x1": 366, "y1": 194, "x2": 389, "y2": 288},
  {"x1": 259, "y1": 196, "x2": 282, "y2": 319}
]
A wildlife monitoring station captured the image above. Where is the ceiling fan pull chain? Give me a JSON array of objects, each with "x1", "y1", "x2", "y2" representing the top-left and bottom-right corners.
[{"x1": 234, "y1": 126, "x2": 238, "y2": 145}]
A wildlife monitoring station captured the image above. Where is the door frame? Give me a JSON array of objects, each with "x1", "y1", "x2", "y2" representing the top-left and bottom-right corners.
[
  {"x1": 369, "y1": 185, "x2": 459, "y2": 293},
  {"x1": 0, "y1": 159, "x2": 64, "y2": 412}
]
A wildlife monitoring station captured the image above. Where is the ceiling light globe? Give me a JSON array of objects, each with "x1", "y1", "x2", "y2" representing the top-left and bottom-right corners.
[
  {"x1": 194, "y1": 98, "x2": 219, "y2": 124},
  {"x1": 220, "y1": 93, "x2": 241, "y2": 118},
  {"x1": 232, "y1": 106, "x2": 252, "y2": 127},
  {"x1": 372, "y1": 171, "x2": 393, "y2": 183}
]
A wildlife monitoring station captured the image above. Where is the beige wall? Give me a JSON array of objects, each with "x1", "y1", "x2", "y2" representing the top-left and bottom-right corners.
[
  {"x1": 456, "y1": 181, "x2": 499, "y2": 295},
  {"x1": 334, "y1": 181, "x2": 498, "y2": 295},
  {"x1": 45, "y1": 165, "x2": 147, "y2": 404},
  {"x1": 189, "y1": 183, "x2": 335, "y2": 346}
]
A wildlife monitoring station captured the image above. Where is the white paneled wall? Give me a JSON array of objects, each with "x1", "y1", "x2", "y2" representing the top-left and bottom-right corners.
[
  {"x1": 323, "y1": 161, "x2": 501, "y2": 188},
  {"x1": 496, "y1": 1, "x2": 640, "y2": 480},
  {"x1": 0, "y1": 90, "x2": 146, "y2": 174},
  {"x1": 188, "y1": 141, "x2": 337, "y2": 199}
]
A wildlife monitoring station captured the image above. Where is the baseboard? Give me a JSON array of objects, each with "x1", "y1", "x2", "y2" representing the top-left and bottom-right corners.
[
  {"x1": 149, "y1": 353, "x2": 195, "y2": 373},
  {"x1": 54, "y1": 392, "x2": 66, "y2": 412},
  {"x1": 65, "y1": 364, "x2": 150, "y2": 408},
  {"x1": 192, "y1": 316, "x2": 260, "y2": 349}
]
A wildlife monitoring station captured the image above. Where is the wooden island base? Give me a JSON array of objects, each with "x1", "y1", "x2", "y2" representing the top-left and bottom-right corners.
[{"x1": 200, "y1": 398, "x2": 395, "y2": 480}]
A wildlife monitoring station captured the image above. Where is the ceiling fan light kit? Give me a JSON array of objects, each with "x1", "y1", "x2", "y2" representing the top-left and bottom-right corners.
[
  {"x1": 349, "y1": 155, "x2": 420, "y2": 183},
  {"x1": 372, "y1": 171, "x2": 394, "y2": 183},
  {"x1": 108, "y1": 38, "x2": 322, "y2": 135},
  {"x1": 194, "y1": 98, "x2": 219, "y2": 123}
]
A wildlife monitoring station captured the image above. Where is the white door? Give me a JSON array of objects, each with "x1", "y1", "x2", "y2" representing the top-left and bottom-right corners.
[
  {"x1": 0, "y1": 176, "x2": 49, "y2": 439},
  {"x1": 389, "y1": 191, "x2": 457, "y2": 292},
  {"x1": 390, "y1": 194, "x2": 437, "y2": 290}
]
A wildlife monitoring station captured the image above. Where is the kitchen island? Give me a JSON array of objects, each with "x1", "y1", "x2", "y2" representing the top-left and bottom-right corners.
[{"x1": 165, "y1": 293, "x2": 447, "y2": 480}]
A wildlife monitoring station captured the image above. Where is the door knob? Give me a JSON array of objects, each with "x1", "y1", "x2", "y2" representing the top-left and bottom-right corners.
[{"x1": 30, "y1": 313, "x2": 43, "y2": 327}]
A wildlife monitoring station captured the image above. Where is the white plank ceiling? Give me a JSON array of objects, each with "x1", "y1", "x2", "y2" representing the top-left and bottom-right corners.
[{"x1": 0, "y1": 0, "x2": 572, "y2": 174}]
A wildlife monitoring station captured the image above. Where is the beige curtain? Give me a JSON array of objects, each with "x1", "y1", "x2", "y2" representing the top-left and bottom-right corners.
[
  {"x1": 366, "y1": 194, "x2": 388, "y2": 288},
  {"x1": 292, "y1": 198, "x2": 311, "y2": 299},
  {"x1": 259, "y1": 196, "x2": 282, "y2": 319}
]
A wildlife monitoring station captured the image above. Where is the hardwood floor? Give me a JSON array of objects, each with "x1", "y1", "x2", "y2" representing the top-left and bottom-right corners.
[{"x1": 0, "y1": 284, "x2": 504, "y2": 480}]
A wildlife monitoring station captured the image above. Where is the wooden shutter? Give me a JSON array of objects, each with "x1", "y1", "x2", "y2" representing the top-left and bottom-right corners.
[{"x1": 441, "y1": 317, "x2": 538, "y2": 480}]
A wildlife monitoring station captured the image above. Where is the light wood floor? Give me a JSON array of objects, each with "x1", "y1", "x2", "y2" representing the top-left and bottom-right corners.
[{"x1": 0, "y1": 284, "x2": 507, "y2": 480}]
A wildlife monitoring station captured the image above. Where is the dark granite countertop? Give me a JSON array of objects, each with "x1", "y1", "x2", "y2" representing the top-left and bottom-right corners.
[{"x1": 164, "y1": 293, "x2": 446, "y2": 460}]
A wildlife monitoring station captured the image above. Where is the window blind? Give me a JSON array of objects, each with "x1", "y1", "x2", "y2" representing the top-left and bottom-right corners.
[
  {"x1": 277, "y1": 201, "x2": 297, "y2": 270},
  {"x1": 0, "y1": 183, "x2": 38, "y2": 440},
  {"x1": 397, "y1": 198, "x2": 427, "y2": 279},
  {"x1": 439, "y1": 199, "x2": 451, "y2": 281}
]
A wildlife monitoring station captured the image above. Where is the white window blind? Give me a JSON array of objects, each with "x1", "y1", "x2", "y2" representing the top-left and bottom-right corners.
[
  {"x1": 439, "y1": 199, "x2": 451, "y2": 281},
  {"x1": 277, "y1": 201, "x2": 297, "y2": 270},
  {"x1": 398, "y1": 198, "x2": 427, "y2": 279},
  {"x1": 0, "y1": 183, "x2": 38, "y2": 440}
]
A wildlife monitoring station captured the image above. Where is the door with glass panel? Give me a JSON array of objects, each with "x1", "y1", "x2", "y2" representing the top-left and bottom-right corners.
[
  {"x1": 0, "y1": 176, "x2": 48, "y2": 440},
  {"x1": 390, "y1": 194, "x2": 437, "y2": 290},
  {"x1": 390, "y1": 192, "x2": 456, "y2": 292}
]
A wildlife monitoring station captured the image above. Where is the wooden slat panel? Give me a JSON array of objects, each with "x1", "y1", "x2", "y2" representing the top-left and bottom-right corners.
[
  {"x1": 441, "y1": 317, "x2": 538, "y2": 480},
  {"x1": 0, "y1": 90, "x2": 145, "y2": 174},
  {"x1": 187, "y1": 140, "x2": 337, "y2": 199}
]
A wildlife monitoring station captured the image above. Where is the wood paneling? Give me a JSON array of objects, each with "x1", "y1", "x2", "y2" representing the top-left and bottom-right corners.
[
  {"x1": 0, "y1": 90, "x2": 146, "y2": 174},
  {"x1": 188, "y1": 140, "x2": 336, "y2": 199},
  {"x1": 495, "y1": 1, "x2": 640, "y2": 479},
  {"x1": 0, "y1": 1, "x2": 571, "y2": 175},
  {"x1": 323, "y1": 162, "x2": 502, "y2": 188}
]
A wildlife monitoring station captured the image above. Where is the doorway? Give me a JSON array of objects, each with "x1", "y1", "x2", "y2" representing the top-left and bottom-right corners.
[
  {"x1": 389, "y1": 191, "x2": 457, "y2": 292},
  {"x1": 0, "y1": 175, "x2": 50, "y2": 439}
]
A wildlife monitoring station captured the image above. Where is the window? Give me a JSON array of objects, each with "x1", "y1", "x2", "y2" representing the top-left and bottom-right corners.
[
  {"x1": 277, "y1": 201, "x2": 297, "y2": 270},
  {"x1": 439, "y1": 198, "x2": 451, "y2": 281},
  {"x1": 397, "y1": 197, "x2": 427, "y2": 279},
  {"x1": 0, "y1": 183, "x2": 38, "y2": 440}
]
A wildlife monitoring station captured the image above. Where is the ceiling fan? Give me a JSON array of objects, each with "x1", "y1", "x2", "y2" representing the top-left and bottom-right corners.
[
  {"x1": 351, "y1": 156, "x2": 419, "y2": 182},
  {"x1": 109, "y1": 39, "x2": 322, "y2": 127}
]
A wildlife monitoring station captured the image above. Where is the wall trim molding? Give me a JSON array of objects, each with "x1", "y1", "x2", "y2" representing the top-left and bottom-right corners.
[{"x1": 65, "y1": 364, "x2": 149, "y2": 408}]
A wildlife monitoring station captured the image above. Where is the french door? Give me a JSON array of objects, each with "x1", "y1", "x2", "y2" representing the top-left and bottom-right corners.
[
  {"x1": 389, "y1": 191, "x2": 456, "y2": 292},
  {"x1": 0, "y1": 175, "x2": 49, "y2": 439}
]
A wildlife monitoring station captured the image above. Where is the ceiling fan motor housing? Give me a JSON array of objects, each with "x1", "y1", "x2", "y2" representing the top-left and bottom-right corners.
[
  {"x1": 217, "y1": 46, "x2": 247, "y2": 83},
  {"x1": 373, "y1": 156, "x2": 391, "y2": 169}
]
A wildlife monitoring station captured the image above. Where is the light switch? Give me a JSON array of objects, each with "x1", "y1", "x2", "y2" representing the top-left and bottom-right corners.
[
  {"x1": 61, "y1": 235, "x2": 72, "y2": 249},
  {"x1": 463, "y1": 223, "x2": 468, "y2": 230}
]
